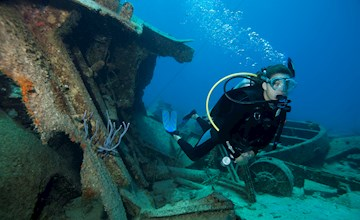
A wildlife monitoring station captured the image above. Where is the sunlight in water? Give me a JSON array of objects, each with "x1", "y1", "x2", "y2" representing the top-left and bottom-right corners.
[{"x1": 183, "y1": 0, "x2": 285, "y2": 68}]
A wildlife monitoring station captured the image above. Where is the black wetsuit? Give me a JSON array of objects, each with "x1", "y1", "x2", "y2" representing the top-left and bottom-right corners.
[{"x1": 177, "y1": 84, "x2": 287, "y2": 161}]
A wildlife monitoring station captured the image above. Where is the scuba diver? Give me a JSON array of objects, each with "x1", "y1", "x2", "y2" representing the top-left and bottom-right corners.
[{"x1": 163, "y1": 58, "x2": 296, "y2": 165}]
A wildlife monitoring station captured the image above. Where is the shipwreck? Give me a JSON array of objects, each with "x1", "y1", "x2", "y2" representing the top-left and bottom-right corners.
[{"x1": 1, "y1": 0, "x2": 359, "y2": 219}]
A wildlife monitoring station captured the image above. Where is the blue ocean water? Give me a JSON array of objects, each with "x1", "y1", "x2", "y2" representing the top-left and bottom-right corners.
[{"x1": 131, "y1": 0, "x2": 360, "y2": 136}]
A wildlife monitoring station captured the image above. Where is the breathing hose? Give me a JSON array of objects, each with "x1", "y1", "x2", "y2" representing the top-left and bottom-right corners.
[{"x1": 205, "y1": 72, "x2": 257, "y2": 132}]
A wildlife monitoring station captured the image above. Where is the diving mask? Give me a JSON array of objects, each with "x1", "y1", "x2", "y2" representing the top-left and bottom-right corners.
[{"x1": 268, "y1": 77, "x2": 297, "y2": 92}]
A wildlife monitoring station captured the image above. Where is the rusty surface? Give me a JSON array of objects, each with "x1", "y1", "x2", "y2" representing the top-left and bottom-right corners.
[
  {"x1": 0, "y1": 0, "x2": 194, "y2": 219},
  {"x1": 119, "y1": 2, "x2": 134, "y2": 21},
  {"x1": 0, "y1": 0, "x2": 244, "y2": 219},
  {"x1": 141, "y1": 192, "x2": 236, "y2": 220}
]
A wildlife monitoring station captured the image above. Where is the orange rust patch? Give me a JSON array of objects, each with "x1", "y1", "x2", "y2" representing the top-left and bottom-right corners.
[
  {"x1": 0, "y1": 71, "x2": 41, "y2": 127},
  {"x1": 33, "y1": 118, "x2": 41, "y2": 126},
  {"x1": 0, "y1": 71, "x2": 34, "y2": 104},
  {"x1": 16, "y1": 77, "x2": 34, "y2": 104}
]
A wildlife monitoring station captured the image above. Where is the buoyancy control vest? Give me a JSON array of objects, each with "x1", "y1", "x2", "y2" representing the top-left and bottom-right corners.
[{"x1": 210, "y1": 85, "x2": 289, "y2": 157}]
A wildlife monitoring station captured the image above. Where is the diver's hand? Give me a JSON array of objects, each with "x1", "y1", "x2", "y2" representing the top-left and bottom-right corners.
[
  {"x1": 225, "y1": 141, "x2": 255, "y2": 164},
  {"x1": 235, "y1": 150, "x2": 255, "y2": 165}
]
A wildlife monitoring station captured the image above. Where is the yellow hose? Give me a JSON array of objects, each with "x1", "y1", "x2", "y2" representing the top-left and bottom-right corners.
[{"x1": 206, "y1": 72, "x2": 257, "y2": 131}]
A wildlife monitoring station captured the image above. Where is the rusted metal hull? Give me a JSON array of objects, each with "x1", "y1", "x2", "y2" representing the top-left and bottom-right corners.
[{"x1": 0, "y1": 0, "x2": 195, "y2": 219}]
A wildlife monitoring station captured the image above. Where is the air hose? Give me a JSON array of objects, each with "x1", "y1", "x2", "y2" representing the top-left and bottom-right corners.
[{"x1": 205, "y1": 72, "x2": 258, "y2": 132}]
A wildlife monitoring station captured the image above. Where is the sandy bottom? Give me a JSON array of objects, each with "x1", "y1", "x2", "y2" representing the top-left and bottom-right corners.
[{"x1": 228, "y1": 187, "x2": 360, "y2": 220}]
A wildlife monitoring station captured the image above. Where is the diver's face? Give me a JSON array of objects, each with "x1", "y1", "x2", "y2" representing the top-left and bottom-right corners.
[{"x1": 262, "y1": 73, "x2": 294, "y2": 100}]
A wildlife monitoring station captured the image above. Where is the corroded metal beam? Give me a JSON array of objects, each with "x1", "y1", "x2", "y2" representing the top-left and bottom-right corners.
[
  {"x1": 141, "y1": 192, "x2": 236, "y2": 220},
  {"x1": 285, "y1": 161, "x2": 360, "y2": 192},
  {"x1": 1, "y1": 0, "x2": 196, "y2": 218},
  {"x1": 139, "y1": 25, "x2": 194, "y2": 63},
  {"x1": 72, "y1": 0, "x2": 194, "y2": 63}
]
